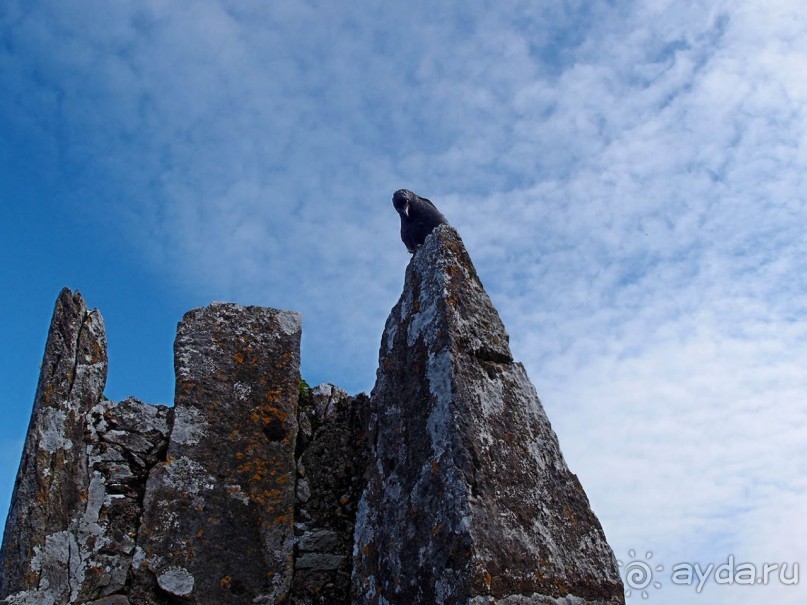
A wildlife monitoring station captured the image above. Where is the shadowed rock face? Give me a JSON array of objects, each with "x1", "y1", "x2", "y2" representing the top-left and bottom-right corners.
[
  {"x1": 352, "y1": 225, "x2": 624, "y2": 605},
  {"x1": 290, "y1": 385, "x2": 370, "y2": 604}
]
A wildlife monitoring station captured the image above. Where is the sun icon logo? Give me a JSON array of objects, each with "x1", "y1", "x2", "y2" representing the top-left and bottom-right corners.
[{"x1": 618, "y1": 550, "x2": 663, "y2": 599}]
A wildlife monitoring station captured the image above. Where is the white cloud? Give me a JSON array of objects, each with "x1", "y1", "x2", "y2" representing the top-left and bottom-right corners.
[{"x1": 1, "y1": 0, "x2": 805, "y2": 602}]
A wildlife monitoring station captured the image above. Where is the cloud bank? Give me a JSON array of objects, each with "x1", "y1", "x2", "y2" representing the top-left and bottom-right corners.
[{"x1": 1, "y1": 1, "x2": 804, "y2": 602}]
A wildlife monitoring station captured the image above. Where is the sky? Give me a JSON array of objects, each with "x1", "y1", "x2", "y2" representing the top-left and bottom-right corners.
[{"x1": 1, "y1": 1, "x2": 805, "y2": 603}]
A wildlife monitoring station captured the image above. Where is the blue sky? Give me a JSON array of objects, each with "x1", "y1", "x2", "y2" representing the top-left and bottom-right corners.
[{"x1": 1, "y1": 1, "x2": 805, "y2": 603}]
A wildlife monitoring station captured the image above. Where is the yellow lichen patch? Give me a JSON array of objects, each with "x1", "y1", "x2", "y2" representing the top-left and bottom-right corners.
[
  {"x1": 251, "y1": 487, "x2": 284, "y2": 507},
  {"x1": 220, "y1": 576, "x2": 232, "y2": 588},
  {"x1": 269, "y1": 407, "x2": 288, "y2": 422},
  {"x1": 562, "y1": 505, "x2": 577, "y2": 527},
  {"x1": 42, "y1": 383, "x2": 55, "y2": 403},
  {"x1": 90, "y1": 339, "x2": 104, "y2": 363},
  {"x1": 236, "y1": 457, "x2": 270, "y2": 479},
  {"x1": 262, "y1": 389, "x2": 285, "y2": 404},
  {"x1": 250, "y1": 404, "x2": 287, "y2": 426},
  {"x1": 233, "y1": 351, "x2": 245, "y2": 364},
  {"x1": 273, "y1": 514, "x2": 289, "y2": 525}
]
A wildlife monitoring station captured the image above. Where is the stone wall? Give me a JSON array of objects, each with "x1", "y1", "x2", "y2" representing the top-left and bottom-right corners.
[
  {"x1": 290, "y1": 385, "x2": 369, "y2": 604},
  {"x1": 1, "y1": 227, "x2": 624, "y2": 605},
  {"x1": 0, "y1": 294, "x2": 311, "y2": 605}
]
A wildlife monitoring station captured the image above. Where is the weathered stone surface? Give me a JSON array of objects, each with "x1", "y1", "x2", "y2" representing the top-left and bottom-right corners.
[
  {"x1": 290, "y1": 384, "x2": 370, "y2": 605},
  {"x1": 0, "y1": 289, "x2": 175, "y2": 605},
  {"x1": 4, "y1": 258, "x2": 624, "y2": 605},
  {"x1": 352, "y1": 226, "x2": 624, "y2": 604},
  {"x1": 0, "y1": 288, "x2": 108, "y2": 604},
  {"x1": 77, "y1": 398, "x2": 171, "y2": 601},
  {"x1": 131, "y1": 303, "x2": 302, "y2": 605},
  {"x1": 84, "y1": 596, "x2": 131, "y2": 605}
]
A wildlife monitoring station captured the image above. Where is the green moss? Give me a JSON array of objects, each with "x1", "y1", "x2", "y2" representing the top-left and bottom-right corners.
[{"x1": 299, "y1": 377, "x2": 311, "y2": 400}]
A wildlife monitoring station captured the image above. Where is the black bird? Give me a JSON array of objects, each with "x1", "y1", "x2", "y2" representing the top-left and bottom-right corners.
[{"x1": 392, "y1": 189, "x2": 449, "y2": 253}]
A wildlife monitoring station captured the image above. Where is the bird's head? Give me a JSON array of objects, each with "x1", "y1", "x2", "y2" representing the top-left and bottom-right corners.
[{"x1": 392, "y1": 189, "x2": 416, "y2": 218}]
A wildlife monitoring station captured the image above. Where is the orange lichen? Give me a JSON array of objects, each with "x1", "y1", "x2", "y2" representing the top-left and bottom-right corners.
[
  {"x1": 233, "y1": 352, "x2": 245, "y2": 364},
  {"x1": 250, "y1": 486, "x2": 287, "y2": 507},
  {"x1": 236, "y1": 458, "x2": 270, "y2": 479},
  {"x1": 42, "y1": 383, "x2": 55, "y2": 402},
  {"x1": 262, "y1": 389, "x2": 285, "y2": 404},
  {"x1": 249, "y1": 404, "x2": 288, "y2": 427},
  {"x1": 220, "y1": 576, "x2": 232, "y2": 588}
]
